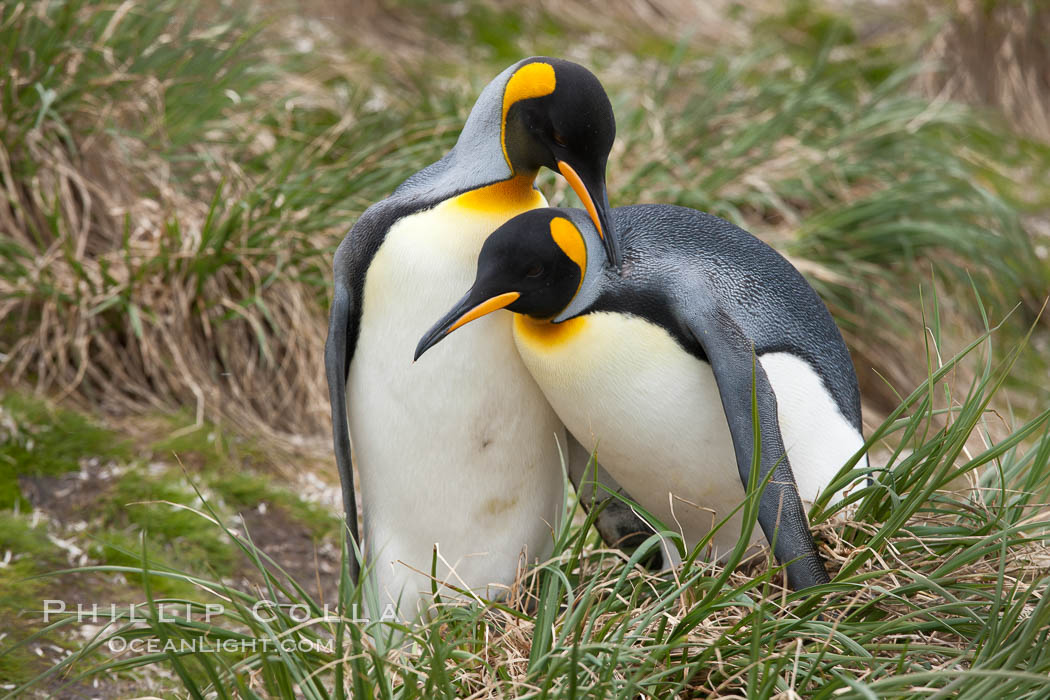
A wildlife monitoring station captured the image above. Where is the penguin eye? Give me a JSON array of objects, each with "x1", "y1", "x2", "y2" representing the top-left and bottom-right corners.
[
  {"x1": 525, "y1": 263, "x2": 545, "y2": 278},
  {"x1": 551, "y1": 131, "x2": 567, "y2": 147}
]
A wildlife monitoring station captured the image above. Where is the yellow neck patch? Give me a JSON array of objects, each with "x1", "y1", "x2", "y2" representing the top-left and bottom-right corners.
[
  {"x1": 514, "y1": 314, "x2": 588, "y2": 349},
  {"x1": 451, "y1": 173, "x2": 543, "y2": 213},
  {"x1": 501, "y1": 62, "x2": 556, "y2": 170},
  {"x1": 549, "y1": 216, "x2": 587, "y2": 283}
]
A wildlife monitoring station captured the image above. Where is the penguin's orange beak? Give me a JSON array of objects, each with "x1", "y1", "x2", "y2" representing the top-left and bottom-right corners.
[
  {"x1": 557, "y1": 160, "x2": 618, "y2": 267},
  {"x1": 415, "y1": 290, "x2": 520, "y2": 361}
]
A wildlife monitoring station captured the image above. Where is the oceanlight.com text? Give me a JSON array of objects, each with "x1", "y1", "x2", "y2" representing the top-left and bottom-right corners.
[{"x1": 107, "y1": 636, "x2": 336, "y2": 655}]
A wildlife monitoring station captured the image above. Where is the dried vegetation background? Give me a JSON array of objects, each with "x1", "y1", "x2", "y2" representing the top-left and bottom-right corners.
[
  {"x1": 2, "y1": 0, "x2": 1050, "y2": 696},
  {"x1": 2, "y1": 0, "x2": 1048, "y2": 444}
]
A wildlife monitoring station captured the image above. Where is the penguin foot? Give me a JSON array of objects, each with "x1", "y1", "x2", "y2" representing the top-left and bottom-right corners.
[{"x1": 593, "y1": 499, "x2": 664, "y2": 570}]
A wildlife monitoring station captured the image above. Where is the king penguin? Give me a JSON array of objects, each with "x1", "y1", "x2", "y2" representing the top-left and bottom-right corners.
[
  {"x1": 325, "y1": 58, "x2": 634, "y2": 621},
  {"x1": 415, "y1": 205, "x2": 870, "y2": 590}
]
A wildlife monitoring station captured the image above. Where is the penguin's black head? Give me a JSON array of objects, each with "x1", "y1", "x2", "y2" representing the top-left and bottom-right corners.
[
  {"x1": 500, "y1": 58, "x2": 620, "y2": 267},
  {"x1": 415, "y1": 209, "x2": 587, "y2": 360}
]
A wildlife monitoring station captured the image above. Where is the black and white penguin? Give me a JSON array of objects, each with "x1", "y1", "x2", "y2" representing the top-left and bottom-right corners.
[
  {"x1": 325, "y1": 58, "x2": 629, "y2": 619},
  {"x1": 415, "y1": 205, "x2": 869, "y2": 590}
]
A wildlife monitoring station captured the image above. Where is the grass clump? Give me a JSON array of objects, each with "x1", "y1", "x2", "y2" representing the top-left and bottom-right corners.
[
  {"x1": 210, "y1": 470, "x2": 339, "y2": 540},
  {"x1": 150, "y1": 413, "x2": 270, "y2": 470},
  {"x1": 0, "y1": 510, "x2": 53, "y2": 558},
  {"x1": 0, "y1": 0, "x2": 335, "y2": 439},
  {"x1": 0, "y1": 393, "x2": 129, "y2": 509},
  {"x1": 6, "y1": 319, "x2": 1050, "y2": 698},
  {"x1": 593, "y1": 5, "x2": 1050, "y2": 411},
  {"x1": 97, "y1": 470, "x2": 239, "y2": 578},
  {"x1": 1, "y1": 0, "x2": 1049, "y2": 696},
  {"x1": 2, "y1": 0, "x2": 1048, "y2": 437},
  {"x1": 0, "y1": 511, "x2": 71, "y2": 689},
  {"x1": 149, "y1": 414, "x2": 340, "y2": 538}
]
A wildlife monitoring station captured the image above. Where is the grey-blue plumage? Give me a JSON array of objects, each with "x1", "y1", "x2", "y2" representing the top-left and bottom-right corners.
[{"x1": 588, "y1": 205, "x2": 861, "y2": 429}]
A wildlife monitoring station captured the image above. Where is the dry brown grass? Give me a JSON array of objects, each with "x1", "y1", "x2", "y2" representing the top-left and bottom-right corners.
[
  {"x1": 1, "y1": 131, "x2": 328, "y2": 434},
  {"x1": 378, "y1": 491, "x2": 1050, "y2": 696},
  {"x1": 921, "y1": 0, "x2": 1050, "y2": 143},
  {"x1": 0, "y1": 0, "x2": 753, "y2": 455},
  {"x1": 4, "y1": 3, "x2": 1050, "y2": 697},
  {"x1": 2, "y1": 0, "x2": 1046, "y2": 455},
  {"x1": 0, "y1": 3, "x2": 333, "y2": 457}
]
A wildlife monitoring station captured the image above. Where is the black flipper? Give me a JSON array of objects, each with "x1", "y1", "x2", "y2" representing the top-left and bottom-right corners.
[
  {"x1": 324, "y1": 279, "x2": 360, "y2": 583},
  {"x1": 683, "y1": 303, "x2": 830, "y2": 590},
  {"x1": 324, "y1": 197, "x2": 429, "y2": 587}
]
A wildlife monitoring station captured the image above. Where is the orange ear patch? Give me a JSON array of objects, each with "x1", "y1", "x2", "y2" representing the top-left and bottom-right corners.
[
  {"x1": 549, "y1": 216, "x2": 587, "y2": 275},
  {"x1": 501, "y1": 62, "x2": 556, "y2": 169}
]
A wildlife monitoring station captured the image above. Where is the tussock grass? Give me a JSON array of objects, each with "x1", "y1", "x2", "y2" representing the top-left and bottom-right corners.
[
  {"x1": 920, "y1": 0, "x2": 1050, "y2": 143},
  {"x1": 0, "y1": 0, "x2": 413, "y2": 442},
  {"x1": 0, "y1": 392, "x2": 130, "y2": 508},
  {"x1": 2, "y1": 0, "x2": 1050, "y2": 696},
  {"x1": 6, "y1": 321, "x2": 1050, "y2": 698},
  {"x1": 591, "y1": 6, "x2": 1050, "y2": 414},
  {"x1": 2, "y1": 0, "x2": 1048, "y2": 436}
]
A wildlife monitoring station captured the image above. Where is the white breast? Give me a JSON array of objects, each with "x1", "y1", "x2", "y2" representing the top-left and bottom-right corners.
[
  {"x1": 513, "y1": 312, "x2": 866, "y2": 561},
  {"x1": 347, "y1": 195, "x2": 566, "y2": 621}
]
